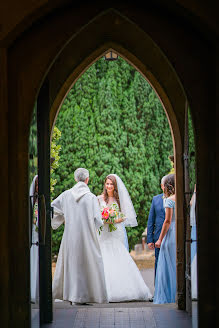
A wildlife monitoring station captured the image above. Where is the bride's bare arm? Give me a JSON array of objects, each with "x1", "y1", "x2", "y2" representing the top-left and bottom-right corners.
[{"x1": 105, "y1": 218, "x2": 125, "y2": 224}]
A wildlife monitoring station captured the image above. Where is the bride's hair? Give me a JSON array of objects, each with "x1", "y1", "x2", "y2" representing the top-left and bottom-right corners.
[
  {"x1": 103, "y1": 175, "x2": 120, "y2": 209},
  {"x1": 164, "y1": 174, "x2": 175, "y2": 197}
]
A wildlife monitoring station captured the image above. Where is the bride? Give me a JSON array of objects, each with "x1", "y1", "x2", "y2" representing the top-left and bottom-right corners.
[{"x1": 97, "y1": 174, "x2": 152, "y2": 302}]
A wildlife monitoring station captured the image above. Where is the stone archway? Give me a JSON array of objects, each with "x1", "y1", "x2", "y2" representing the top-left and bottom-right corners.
[
  {"x1": 47, "y1": 9, "x2": 186, "y2": 311},
  {"x1": 6, "y1": 3, "x2": 216, "y2": 327}
]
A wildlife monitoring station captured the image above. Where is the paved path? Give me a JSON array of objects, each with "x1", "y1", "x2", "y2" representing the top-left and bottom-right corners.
[
  {"x1": 36, "y1": 268, "x2": 197, "y2": 328},
  {"x1": 40, "y1": 303, "x2": 194, "y2": 328}
]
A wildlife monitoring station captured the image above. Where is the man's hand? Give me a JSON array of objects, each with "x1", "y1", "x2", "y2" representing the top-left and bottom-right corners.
[{"x1": 148, "y1": 243, "x2": 155, "y2": 250}]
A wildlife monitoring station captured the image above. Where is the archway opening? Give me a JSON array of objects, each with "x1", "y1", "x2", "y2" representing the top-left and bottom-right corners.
[{"x1": 50, "y1": 54, "x2": 174, "y2": 300}]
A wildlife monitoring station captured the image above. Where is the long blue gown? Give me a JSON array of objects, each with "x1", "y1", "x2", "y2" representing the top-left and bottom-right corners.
[
  {"x1": 153, "y1": 198, "x2": 176, "y2": 304},
  {"x1": 190, "y1": 192, "x2": 197, "y2": 299}
]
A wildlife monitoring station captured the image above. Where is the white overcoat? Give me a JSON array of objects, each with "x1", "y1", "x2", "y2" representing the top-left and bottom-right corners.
[{"x1": 51, "y1": 182, "x2": 108, "y2": 303}]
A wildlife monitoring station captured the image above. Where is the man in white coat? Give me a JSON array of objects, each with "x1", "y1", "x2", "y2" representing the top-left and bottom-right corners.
[{"x1": 51, "y1": 168, "x2": 108, "y2": 304}]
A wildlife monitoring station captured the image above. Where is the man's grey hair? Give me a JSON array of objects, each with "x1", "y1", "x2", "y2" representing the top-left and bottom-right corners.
[
  {"x1": 74, "y1": 168, "x2": 89, "y2": 182},
  {"x1": 161, "y1": 175, "x2": 168, "y2": 185}
]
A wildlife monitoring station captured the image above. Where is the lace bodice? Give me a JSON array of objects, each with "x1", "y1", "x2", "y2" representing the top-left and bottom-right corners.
[{"x1": 97, "y1": 195, "x2": 117, "y2": 208}]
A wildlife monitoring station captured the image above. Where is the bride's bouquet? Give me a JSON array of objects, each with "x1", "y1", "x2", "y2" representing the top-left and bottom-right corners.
[{"x1": 100, "y1": 203, "x2": 125, "y2": 233}]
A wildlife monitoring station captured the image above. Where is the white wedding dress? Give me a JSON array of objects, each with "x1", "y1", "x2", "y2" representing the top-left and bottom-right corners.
[{"x1": 97, "y1": 195, "x2": 152, "y2": 302}]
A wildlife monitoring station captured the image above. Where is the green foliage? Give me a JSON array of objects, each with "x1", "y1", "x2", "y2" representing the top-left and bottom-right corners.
[
  {"x1": 29, "y1": 106, "x2": 62, "y2": 193},
  {"x1": 51, "y1": 126, "x2": 62, "y2": 195},
  {"x1": 51, "y1": 57, "x2": 173, "y2": 253},
  {"x1": 50, "y1": 126, "x2": 62, "y2": 255}
]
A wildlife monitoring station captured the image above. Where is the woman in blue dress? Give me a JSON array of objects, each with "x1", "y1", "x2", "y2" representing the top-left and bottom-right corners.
[
  {"x1": 153, "y1": 173, "x2": 176, "y2": 304},
  {"x1": 190, "y1": 184, "x2": 197, "y2": 299}
]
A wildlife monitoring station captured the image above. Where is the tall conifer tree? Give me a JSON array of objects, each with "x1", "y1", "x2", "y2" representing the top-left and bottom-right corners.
[{"x1": 52, "y1": 57, "x2": 173, "y2": 252}]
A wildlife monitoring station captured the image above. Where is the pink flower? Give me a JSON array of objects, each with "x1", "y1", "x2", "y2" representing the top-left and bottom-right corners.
[{"x1": 102, "y1": 208, "x2": 109, "y2": 219}]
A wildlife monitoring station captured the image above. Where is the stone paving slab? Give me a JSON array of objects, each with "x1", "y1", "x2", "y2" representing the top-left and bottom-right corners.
[{"x1": 42, "y1": 303, "x2": 194, "y2": 328}]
